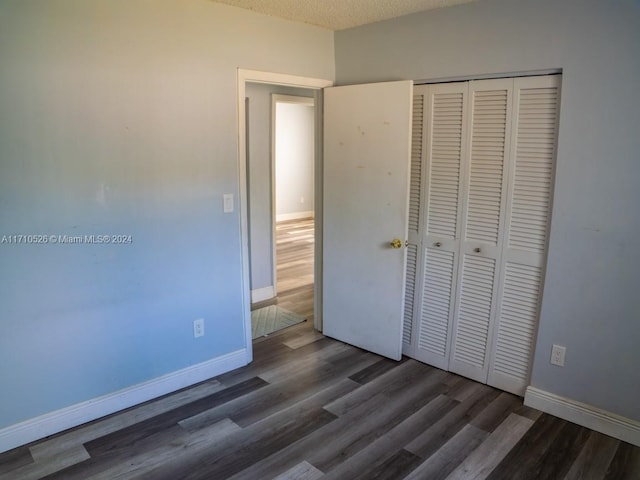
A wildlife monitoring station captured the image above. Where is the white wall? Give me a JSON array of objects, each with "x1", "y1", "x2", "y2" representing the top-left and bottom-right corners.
[
  {"x1": 275, "y1": 101, "x2": 315, "y2": 220},
  {"x1": 0, "y1": 0, "x2": 333, "y2": 447},
  {"x1": 335, "y1": 0, "x2": 640, "y2": 421}
]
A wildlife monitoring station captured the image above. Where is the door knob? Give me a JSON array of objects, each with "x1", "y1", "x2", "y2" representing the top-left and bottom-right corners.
[
  {"x1": 390, "y1": 238, "x2": 404, "y2": 249},
  {"x1": 474, "y1": 247, "x2": 481, "y2": 253},
  {"x1": 434, "y1": 242, "x2": 442, "y2": 247}
]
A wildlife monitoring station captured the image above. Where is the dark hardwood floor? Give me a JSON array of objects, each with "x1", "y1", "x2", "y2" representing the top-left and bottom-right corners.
[{"x1": 1, "y1": 218, "x2": 639, "y2": 480}]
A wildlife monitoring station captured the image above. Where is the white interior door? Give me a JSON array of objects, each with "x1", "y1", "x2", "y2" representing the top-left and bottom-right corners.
[{"x1": 323, "y1": 80, "x2": 413, "y2": 360}]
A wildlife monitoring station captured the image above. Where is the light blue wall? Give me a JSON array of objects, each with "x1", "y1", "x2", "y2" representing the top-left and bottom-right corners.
[
  {"x1": 0, "y1": 0, "x2": 333, "y2": 429},
  {"x1": 335, "y1": 0, "x2": 640, "y2": 420}
]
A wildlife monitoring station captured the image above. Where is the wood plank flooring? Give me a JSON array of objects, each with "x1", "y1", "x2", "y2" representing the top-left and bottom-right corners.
[
  {"x1": 272, "y1": 218, "x2": 314, "y2": 323},
  {"x1": 2, "y1": 219, "x2": 639, "y2": 479}
]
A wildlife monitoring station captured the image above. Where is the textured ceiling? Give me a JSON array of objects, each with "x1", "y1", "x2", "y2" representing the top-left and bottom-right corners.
[{"x1": 213, "y1": 0, "x2": 477, "y2": 30}]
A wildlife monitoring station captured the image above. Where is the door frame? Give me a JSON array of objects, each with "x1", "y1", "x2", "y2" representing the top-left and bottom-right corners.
[
  {"x1": 237, "y1": 69, "x2": 332, "y2": 362},
  {"x1": 270, "y1": 94, "x2": 315, "y2": 299}
]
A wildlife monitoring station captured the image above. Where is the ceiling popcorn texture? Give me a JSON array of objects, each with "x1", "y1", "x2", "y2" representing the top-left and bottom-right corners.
[{"x1": 213, "y1": 0, "x2": 477, "y2": 30}]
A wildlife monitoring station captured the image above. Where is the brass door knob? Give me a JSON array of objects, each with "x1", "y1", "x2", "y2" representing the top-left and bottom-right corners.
[{"x1": 390, "y1": 238, "x2": 403, "y2": 249}]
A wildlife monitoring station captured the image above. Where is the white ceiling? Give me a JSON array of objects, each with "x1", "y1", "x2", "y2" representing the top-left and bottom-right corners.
[{"x1": 213, "y1": 0, "x2": 477, "y2": 30}]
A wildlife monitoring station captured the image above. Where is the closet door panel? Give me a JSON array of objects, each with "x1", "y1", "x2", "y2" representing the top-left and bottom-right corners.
[
  {"x1": 408, "y1": 93, "x2": 426, "y2": 238},
  {"x1": 402, "y1": 91, "x2": 427, "y2": 356},
  {"x1": 412, "y1": 83, "x2": 468, "y2": 369},
  {"x1": 464, "y1": 89, "x2": 510, "y2": 245},
  {"x1": 426, "y1": 88, "x2": 466, "y2": 239},
  {"x1": 418, "y1": 247, "x2": 456, "y2": 362},
  {"x1": 489, "y1": 75, "x2": 561, "y2": 394},
  {"x1": 451, "y1": 253, "x2": 497, "y2": 379},
  {"x1": 491, "y1": 262, "x2": 543, "y2": 393},
  {"x1": 450, "y1": 79, "x2": 512, "y2": 383},
  {"x1": 402, "y1": 242, "x2": 419, "y2": 352}
]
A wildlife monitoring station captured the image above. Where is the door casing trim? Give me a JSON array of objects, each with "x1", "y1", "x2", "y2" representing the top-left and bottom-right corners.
[{"x1": 237, "y1": 69, "x2": 332, "y2": 362}]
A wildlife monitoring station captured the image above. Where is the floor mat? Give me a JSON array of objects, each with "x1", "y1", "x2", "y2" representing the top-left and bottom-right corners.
[{"x1": 251, "y1": 305, "x2": 306, "y2": 339}]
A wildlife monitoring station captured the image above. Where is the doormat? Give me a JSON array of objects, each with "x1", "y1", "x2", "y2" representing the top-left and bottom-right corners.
[{"x1": 251, "y1": 305, "x2": 306, "y2": 339}]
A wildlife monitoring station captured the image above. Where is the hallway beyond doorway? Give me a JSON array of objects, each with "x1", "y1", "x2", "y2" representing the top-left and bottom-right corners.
[{"x1": 274, "y1": 217, "x2": 314, "y2": 324}]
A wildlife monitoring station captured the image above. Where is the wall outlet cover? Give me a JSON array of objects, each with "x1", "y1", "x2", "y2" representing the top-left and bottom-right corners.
[
  {"x1": 551, "y1": 344, "x2": 566, "y2": 367},
  {"x1": 193, "y1": 318, "x2": 205, "y2": 338}
]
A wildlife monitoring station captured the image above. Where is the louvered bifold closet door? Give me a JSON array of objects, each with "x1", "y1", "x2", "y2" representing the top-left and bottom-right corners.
[
  {"x1": 488, "y1": 75, "x2": 561, "y2": 395},
  {"x1": 410, "y1": 83, "x2": 468, "y2": 369},
  {"x1": 402, "y1": 89, "x2": 427, "y2": 356},
  {"x1": 449, "y1": 79, "x2": 513, "y2": 383}
]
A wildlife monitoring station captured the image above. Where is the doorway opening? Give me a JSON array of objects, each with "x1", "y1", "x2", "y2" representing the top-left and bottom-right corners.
[
  {"x1": 271, "y1": 95, "x2": 315, "y2": 323},
  {"x1": 246, "y1": 86, "x2": 315, "y2": 334},
  {"x1": 237, "y1": 70, "x2": 332, "y2": 358}
]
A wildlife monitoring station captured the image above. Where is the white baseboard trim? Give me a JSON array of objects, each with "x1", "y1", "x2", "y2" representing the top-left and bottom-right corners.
[
  {"x1": 524, "y1": 386, "x2": 640, "y2": 447},
  {"x1": 251, "y1": 285, "x2": 276, "y2": 304},
  {"x1": 276, "y1": 211, "x2": 314, "y2": 222},
  {"x1": 0, "y1": 348, "x2": 248, "y2": 454}
]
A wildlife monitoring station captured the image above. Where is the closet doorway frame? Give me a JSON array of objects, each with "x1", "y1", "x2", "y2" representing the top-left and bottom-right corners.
[{"x1": 404, "y1": 69, "x2": 563, "y2": 396}]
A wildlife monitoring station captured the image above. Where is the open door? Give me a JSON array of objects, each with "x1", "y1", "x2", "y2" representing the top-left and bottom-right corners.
[{"x1": 323, "y1": 80, "x2": 413, "y2": 360}]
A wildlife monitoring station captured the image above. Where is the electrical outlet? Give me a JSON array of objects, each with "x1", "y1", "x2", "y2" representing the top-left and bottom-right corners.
[
  {"x1": 300, "y1": 196, "x2": 304, "y2": 204},
  {"x1": 550, "y1": 344, "x2": 566, "y2": 367},
  {"x1": 193, "y1": 318, "x2": 205, "y2": 338}
]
